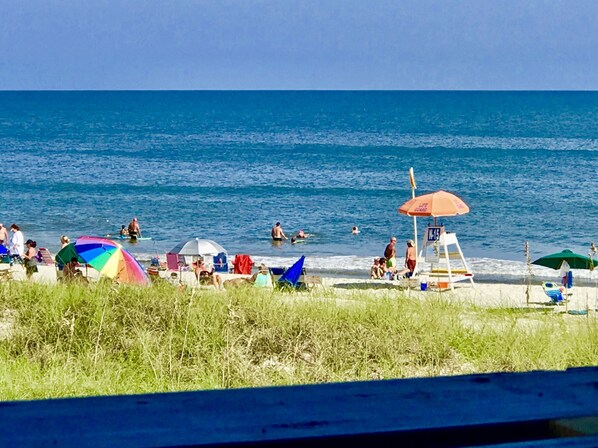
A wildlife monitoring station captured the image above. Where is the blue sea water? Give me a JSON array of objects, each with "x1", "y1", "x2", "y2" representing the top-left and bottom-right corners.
[{"x1": 1, "y1": 91, "x2": 597, "y2": 281}]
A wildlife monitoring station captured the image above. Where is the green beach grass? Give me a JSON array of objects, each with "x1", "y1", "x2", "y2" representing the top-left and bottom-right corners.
[{"x1": 1, "y1": 281, "x2": 597, "y2": 401}]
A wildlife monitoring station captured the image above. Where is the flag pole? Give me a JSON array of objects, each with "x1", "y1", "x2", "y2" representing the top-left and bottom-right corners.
[{"x1": 409, "y1": 167, "x2": 418, "y2": 260}]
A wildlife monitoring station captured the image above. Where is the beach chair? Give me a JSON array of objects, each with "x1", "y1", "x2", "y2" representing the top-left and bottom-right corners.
[
  {"x1": 166, "y1": 253, "x2": 180, "y2": 271},
  {"x1": 0, "y1": 245, "x2": 9, "y2": 264},
  {"x1": 276, "y1": 256, "x2": 307, "y2": 289},
  {"x1": 232, "y1": 254, "x2": 254, "y2": 275},
  {"x1": 213, "y1": 252, "x2": 228, "y2": 273},
  {"x1": 542, "y1": 281, "x2": 571, "y2": 304},
  {"x1": 166, "y1": 253, "x2": 188, "y2": 271},
  {"x1": 37, "y1": 248, "x2": 54, "y2": 265},
  {"x1": 166, "y1": 253, "x2": 189, "y2": 283}
]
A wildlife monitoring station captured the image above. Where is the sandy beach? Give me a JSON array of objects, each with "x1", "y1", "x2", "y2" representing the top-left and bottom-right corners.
[{"x1": 3, "y1": 263, "x2": 596, "y2": 314}]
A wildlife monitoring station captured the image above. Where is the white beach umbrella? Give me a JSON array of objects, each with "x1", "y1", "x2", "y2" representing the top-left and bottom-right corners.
[{"x1": 169, "y1": 238, "x2": 226, "y2": 256}]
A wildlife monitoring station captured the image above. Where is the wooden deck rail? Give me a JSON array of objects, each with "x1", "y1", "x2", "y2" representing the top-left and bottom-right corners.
[{"x1": 1, "y1": 367, "x2": 597, "y2": 447}]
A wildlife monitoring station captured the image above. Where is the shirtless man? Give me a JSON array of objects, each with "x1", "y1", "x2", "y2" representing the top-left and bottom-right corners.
[
  {"x1": 0, "y1": 223, "x2": 8, "y2": 246},
  {"x1": 128, "y1": 217, "x2": 141, "y2": 240},
  {"x1": 404, "y1": 239, "x2": 417, "y2": 276},
  {"x1": 271, "y1": 222, "x2": 288, "y2": 241},
  {"x1": 384, "y1": 236, "x2": 397, "y2": 269}
]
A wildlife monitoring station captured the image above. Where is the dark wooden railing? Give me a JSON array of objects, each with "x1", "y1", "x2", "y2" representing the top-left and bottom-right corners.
[{"x1": 1, "y1": 367, "x2": 597, "y2": 447}]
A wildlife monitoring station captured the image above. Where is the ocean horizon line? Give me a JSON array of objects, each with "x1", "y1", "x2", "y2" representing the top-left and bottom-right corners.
[{"x1": 1, "y1": 89, "x2": 597, "y2": 93}]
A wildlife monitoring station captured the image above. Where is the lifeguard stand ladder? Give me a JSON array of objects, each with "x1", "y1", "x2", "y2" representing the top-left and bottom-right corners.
[{"x1": 420, "y1": 225, "x2": 475, "y2": 290}]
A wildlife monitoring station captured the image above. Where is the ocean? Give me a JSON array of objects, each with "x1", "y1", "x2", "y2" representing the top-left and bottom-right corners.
[{"x1": 1, "y1": 91, "x2": 597, "y2": 283}]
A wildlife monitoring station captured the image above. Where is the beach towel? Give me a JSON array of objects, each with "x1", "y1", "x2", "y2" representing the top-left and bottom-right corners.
[{"x1": 233, "y1": 254, "x2": 253, "y2": 274}]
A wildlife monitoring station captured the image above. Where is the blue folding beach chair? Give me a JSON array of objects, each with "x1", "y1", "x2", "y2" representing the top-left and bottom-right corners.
[
  {"x1": 542, "y1": 281, "x2": 570, "y2": 304},
  {"x1": 213, "y1": 252, "x2": 228, "y2": 273},
  {"x1": 277, "y1": 256, "x2": 306, "y2": 289}
]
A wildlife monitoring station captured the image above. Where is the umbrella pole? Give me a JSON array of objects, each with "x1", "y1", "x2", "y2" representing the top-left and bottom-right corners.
[
  {"x1": 525, "y1": 241, "x2": 532, "y2": 307},
  {"x1": 409, "y1": 167, "x2": 419, "y2": 265}
]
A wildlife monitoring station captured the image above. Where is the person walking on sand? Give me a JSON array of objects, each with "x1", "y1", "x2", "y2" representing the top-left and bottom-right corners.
[
  {"x1": 271, "y1": 222, "x2": 288, "y2": 241},
  {"x1": 384, "y1": 236, "x2": 397, "y2": 269},
  {"x1": 404, "y1": 239, "x2": 417, "y2": 276},
  {"x1": 9, "y1": 224, "x2": 24, "y2": 257},
  {"x1": 23, "y1": 239, "x2": 38, "y2": 278},
  {"x1": 60, "y1": 235, "x2": 70, "y2": 248}
]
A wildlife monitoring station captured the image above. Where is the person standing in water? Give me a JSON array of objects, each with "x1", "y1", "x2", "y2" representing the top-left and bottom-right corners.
[
  {"x1": 271, "y1": 222, "x2": 287, "y2": 241},
  {"x1": 128, "y1": 217, "x2": 141, "y2": 240}
]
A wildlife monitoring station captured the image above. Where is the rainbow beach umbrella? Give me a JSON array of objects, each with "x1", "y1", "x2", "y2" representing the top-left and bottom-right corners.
[{"x1": 74, "y1": 236, "x2": 149, "y2": 285}]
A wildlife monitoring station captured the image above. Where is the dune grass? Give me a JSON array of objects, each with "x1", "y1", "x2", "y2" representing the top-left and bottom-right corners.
[{"x1": 0, "y1": 281, "x2": 597, "y2": 401}]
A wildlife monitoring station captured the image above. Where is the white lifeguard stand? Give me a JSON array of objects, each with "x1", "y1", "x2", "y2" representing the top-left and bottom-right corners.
[{"x1": 419, "y1": 225, "x2": 474, "y2": 290}]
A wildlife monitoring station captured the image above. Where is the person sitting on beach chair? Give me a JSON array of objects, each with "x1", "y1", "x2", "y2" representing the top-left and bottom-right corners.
[
  {"x1": 62, "y1": 257, "x2": 84, "y2": 282},
  {"x1": 378, "y1": 257, "x2": 397, "y2": 280},
  {"x1": 253, "y1": 264, "x2": 273, "y2": 288},
  {"x1": 194, "y1": 257, "x2": 224, "y2": 289},
  {"x1": 542, "y1": 281, "x2": 568, "y2": 304}
]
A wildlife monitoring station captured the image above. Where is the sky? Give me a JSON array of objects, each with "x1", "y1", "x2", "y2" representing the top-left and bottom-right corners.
[{"x1": 0, "y1": 0, "x2": 596, "y2": 90}]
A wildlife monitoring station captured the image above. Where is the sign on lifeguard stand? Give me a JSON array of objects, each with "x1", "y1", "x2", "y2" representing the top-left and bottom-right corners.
[
  {"x1": 420, "y1": 225, "x2": 474, "y2": 290},
  {"x1": 422, "y1": 226, "x2": 444, "y2": 264}
]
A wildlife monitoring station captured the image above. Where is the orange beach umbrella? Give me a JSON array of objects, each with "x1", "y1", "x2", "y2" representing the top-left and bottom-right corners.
[{"x1": 398, "y1": 190, "x2": 470, "y2": 219}]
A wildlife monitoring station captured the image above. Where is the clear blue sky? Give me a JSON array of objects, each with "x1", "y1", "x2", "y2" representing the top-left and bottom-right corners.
[{"x1": 1, "y1": 0, "x2": 596, "y2": 90}]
